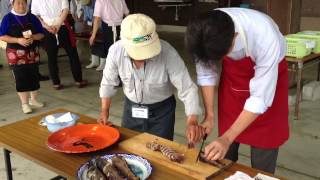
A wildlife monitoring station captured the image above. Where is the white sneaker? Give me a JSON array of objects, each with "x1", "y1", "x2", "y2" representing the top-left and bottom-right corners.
[
  {"x1": 22, "y1": 104, "x2": 32, "y2": 114},
  {"x1": 85, "y1": 61, "x2": 99, "y2": 69},
  {"x1": 96, "y1": 58, "x2": 106, "y2": 71},
  {"x1": 29, "y1": 100, "x2": 44, "y2": 108},
  {"x1": 86, "y1": 55, "x2": 99, "y2": 69}
]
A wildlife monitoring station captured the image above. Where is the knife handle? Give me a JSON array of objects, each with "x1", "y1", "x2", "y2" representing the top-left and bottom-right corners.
[{"x1": 203, "y1": 133, "x2": 208, "y2": 140}]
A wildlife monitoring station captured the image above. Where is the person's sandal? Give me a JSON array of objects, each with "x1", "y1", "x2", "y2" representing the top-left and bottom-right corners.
[
  {"x1": 29, "y1": 100, "x2": 45, "y2": 108},
  {"x1": 22, "y1": 104, "x2": 32, "y2": 114},
  {"x1": 53, "y1": 84, "x2": 64, "y2": 90},
  {"x1": 75, "y1": 80, "x2": 88, "y2": 88}
]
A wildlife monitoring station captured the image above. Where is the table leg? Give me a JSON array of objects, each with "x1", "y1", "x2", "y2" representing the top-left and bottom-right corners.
[
  {"x1": 4, "y1": 149, "x2": 13, "y2": 180},
  {"x1": 317, "y1": 60, "x2": 320, "y2": 81},
  {"x1": 295, "y1": 62, "x2": 303, "y2": 120}
]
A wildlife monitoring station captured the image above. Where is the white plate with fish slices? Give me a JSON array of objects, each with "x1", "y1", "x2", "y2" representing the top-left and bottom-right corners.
[{"x1": 77, "y1": 153, "x2": 152, "y2": 180}]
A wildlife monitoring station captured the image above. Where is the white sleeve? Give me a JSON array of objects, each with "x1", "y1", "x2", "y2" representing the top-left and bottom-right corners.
[
  {"x1": 165, "y1": 44, "x2": 202, "y2": 116},
  {"x1": 99, "y1": 45, "x2": 120, "y2": 98},
  {"x1": 70, "y1": 0, "x2": 76, "y2": 15},
  {"x1": 31, "y1": 0, "x2": 40, "y2": 15},
  {"x1": 196, "y1": 62, "x2": 219, "y2": 86},
  {"x1": 244, "y1": 37, "x2": 281, "y2": 114},
  {"x1": 121, "y1": 0, "x2": 129, "y2": 15},
  {"x1": 61, "y1": 0, "x2": 69, "y2": 10}
]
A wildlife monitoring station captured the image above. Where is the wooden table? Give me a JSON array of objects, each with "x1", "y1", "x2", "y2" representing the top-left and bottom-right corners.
[
  {"x1": 286, "y1": 53, "x2": 320, "y2": 120},
  {"x1": 0, "y1": 109, "x2": 284, "y2": 180}
]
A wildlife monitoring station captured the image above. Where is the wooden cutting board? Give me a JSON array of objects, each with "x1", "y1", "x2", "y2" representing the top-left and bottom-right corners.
[{"x1": 118, "y1": 133, "x2": 233, "y2": 180}]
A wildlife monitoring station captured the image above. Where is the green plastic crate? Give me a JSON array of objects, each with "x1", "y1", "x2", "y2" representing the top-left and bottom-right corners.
[
  {"x1": 287, "y1": 33, "x2": 320, "y2": 53},
  {"x1": 285, "y1": 37, "x2": 313, "y2": 58}
]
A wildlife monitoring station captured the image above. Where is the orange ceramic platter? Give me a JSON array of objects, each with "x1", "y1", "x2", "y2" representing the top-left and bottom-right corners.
[{"x1": 47, "y1": 124, "x2": 120, "y2": 153}]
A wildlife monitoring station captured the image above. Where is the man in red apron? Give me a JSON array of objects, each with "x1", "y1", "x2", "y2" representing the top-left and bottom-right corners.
[{"x1": 185, "y1": 8, "x2": 289, "y2": 173}]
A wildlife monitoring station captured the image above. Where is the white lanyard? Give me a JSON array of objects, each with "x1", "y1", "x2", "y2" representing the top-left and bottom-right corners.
[{"x1": 131, "y1": 60, "x2": 146, "y2": 105}]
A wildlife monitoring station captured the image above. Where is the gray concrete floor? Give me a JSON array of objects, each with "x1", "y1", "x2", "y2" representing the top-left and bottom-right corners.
[{"x1": 0, "y1": 31, "x2": 319, "y2": 180}]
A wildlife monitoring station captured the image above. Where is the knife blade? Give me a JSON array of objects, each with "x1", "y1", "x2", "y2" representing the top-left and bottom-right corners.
[{"x1": 196, "y1": 133, "x2": 208, "y2": 162}]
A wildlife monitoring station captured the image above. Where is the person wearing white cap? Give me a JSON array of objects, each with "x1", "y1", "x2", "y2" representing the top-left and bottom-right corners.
[{"x1": 98, "y1": 14, "x2": 204, "y2": 142}]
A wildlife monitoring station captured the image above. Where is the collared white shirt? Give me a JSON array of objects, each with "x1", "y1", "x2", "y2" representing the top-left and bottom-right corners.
[
  {"x1": 93, "y1": 0, "x2": 129, "y2": 26},
  {"x1": 100, "y1": 39, "x2": 202, "y2": 116},
  {"x1": 196, "y1": 8, "x2": 287, "y2": 114},
  {"x1": 31, "y1": 0, "x2": 69, "y2": 25}
]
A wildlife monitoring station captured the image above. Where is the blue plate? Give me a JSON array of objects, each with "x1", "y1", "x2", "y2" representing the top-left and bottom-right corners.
[{"x1": 77, "y1": 153, "x2": 152, "y2": 180}]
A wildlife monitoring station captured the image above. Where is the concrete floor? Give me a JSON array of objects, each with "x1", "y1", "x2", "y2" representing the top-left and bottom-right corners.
[{"x1": 0, "y1": 31, "x2": 319, "y2": 180}]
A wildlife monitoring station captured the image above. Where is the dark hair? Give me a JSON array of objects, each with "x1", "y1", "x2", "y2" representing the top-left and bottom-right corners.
[{"x1": 185, "y1": 10, "x2": 235, "y2": 65}]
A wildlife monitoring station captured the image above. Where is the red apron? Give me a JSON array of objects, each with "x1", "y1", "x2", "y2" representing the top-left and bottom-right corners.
[
  {"x1": 218, "y1": 56, "x2": 289, "y2": 148},
  {"x1": 6, "y1": 47, "x2": 40, "y2": 65},
  {"x1": 63, "y1": 20, "x2": 77, "y2": 48}
]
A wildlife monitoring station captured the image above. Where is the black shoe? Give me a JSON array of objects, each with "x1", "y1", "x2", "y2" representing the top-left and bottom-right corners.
[{"x1": 39, "y1": 74, "x2": 50, "y2": 81}]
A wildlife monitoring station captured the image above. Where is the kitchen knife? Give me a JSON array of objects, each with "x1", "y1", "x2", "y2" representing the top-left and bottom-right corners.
[{"x1": 196, "y1": 133, "x2": 208, "y2": 162}]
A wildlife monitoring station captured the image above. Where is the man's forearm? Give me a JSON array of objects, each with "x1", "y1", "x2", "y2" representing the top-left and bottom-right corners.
[
  {"x1": 201, "y1": 86, "x2": 215, "y2": 120},
  {"x1": 222, "y1": 110, "x2": 259, "y2": 143},
  {"x1": 91, "y1": 17, "x2": 101, "y2": 37},
  {"x1": 101, "y1": 97, "x2": 112, "y2": 112},
  {"x1": 186, "y1": 114, "x2": 198, "y2": 125}
]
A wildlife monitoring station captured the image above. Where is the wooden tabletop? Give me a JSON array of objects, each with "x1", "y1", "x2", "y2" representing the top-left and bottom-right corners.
[
  {"x1": 286, "y1": 53, "x2": 320, "y2": 63},
  {"x1": 0, "y1": 109, "x2": 284, "y2": 180}
]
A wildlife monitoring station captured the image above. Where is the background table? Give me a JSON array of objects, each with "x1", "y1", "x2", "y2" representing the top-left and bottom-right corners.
[
  {"x1": 286, "y1": 53, "x2": 320, "y2": 120},
  {"x1": 0, "y1": 109, "x2": 284, "y2": 180},
  {"x1": 73, "y1": 22, "x2": 103, "y2": 43}
]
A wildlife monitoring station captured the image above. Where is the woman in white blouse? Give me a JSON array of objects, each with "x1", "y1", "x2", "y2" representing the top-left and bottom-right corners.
[
  {"x1": 31, "y1": 0, "x2": 87, "y2": 89},
  {"x1": 185, "y1": 8, "x2": 289, "y2": 174}
]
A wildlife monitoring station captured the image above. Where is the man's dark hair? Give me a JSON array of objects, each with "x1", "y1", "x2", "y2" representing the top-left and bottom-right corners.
[{"x1": 185, "y1": 10, "x2": 235, "y2": 65}]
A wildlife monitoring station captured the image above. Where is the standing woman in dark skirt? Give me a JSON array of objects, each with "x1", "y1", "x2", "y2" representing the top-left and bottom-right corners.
[
  {"x1": 89, "y1": 0, "x2": 129, "y2": 71},
  {"x1": 0, "y1": 0, "x2": 44, "y2": 114},
  {"x1": 81, "y1": 0, "x2": 107, "y2": 71}
]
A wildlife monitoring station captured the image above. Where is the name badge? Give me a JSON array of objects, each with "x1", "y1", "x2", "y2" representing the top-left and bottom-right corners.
[
  {"x1": 132, "y1": 105, "x2": 148, "y2": 119},
  {"x1": 22, "y1": 30, "x2": 32, "y2": 38}
]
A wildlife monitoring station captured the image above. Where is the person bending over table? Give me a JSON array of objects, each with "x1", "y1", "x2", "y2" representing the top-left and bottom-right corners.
[
  {"x1": 98, "y1": 14, "x2": 204, "y2": 143},
  {"x1": 185, "y1": 8, "x2": 289, "y2": 174}
]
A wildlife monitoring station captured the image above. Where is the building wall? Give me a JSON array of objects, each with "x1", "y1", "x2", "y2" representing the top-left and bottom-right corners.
[
  {"x1": 125, "y1": 0, "x2": 219, "y2": 26},
  {"x1": 300, "y1": 0, "x2": 320, "y2": 30}
]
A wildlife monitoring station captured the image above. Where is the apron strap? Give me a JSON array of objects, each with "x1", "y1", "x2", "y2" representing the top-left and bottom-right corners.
[{"x1": 112, "y1": 25, "x2": 117, "y2": 43}]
